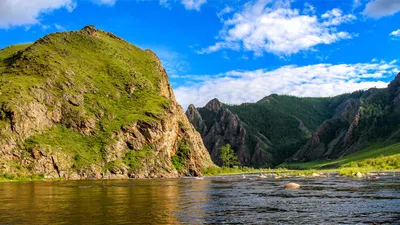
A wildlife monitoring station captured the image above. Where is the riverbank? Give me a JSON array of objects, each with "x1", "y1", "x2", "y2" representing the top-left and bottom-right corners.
[
  {"x1": 2, "y1": 150, "x2": 399, "y2": 182},
  {"x1": 202, "y1": 166, "x2": 399, "y2": 178},
  {"x1": 202, "y1": 149, "x2": 400, "y2": 177}
]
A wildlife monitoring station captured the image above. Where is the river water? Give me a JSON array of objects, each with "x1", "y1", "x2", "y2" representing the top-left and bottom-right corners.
[{"x1": 0, "y1": 173, "x2": 399, "y2": 224}]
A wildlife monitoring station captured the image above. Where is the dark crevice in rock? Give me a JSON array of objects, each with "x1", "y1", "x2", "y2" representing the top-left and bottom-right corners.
[{"x1": 51, "y1": 156, "x2": 61, "y2": 178}]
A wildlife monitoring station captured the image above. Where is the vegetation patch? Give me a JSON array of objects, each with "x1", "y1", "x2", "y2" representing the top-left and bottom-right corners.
[
  {"x1": 171, "y1": 142, "x2": 190, "y2": 172},
  {"x1": 24, "y1": 126, "x2": 104, "y2": 170},
  {"x1": 226, "y1": 95, "x2": 333, "y2": 162},
  {"x1": 123, "y1": 145, "x2": 154, "y2": 170},
  {"x1": 280, "y1": 143, "x2": 400, "y2": 170}
]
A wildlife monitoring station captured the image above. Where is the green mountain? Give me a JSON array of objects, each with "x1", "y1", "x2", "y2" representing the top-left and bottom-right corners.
[
  {"x1": 0, "y1": 26, "x2": 213, "y2": 180},
  {"x1": 186, "y1": 74, "x2": 400, "y2": 167}
]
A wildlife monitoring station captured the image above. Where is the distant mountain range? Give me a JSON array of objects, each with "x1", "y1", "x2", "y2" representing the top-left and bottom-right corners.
[{"x1": 186, "y1": 73, "x2": 400, "y2": 167}]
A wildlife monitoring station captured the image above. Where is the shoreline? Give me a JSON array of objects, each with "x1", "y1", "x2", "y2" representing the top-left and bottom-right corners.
[{"x1": 1, "y1": 168, "x2": 398, "y2": 183}]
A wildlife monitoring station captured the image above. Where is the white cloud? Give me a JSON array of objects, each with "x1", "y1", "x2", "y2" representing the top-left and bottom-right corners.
[
  {"x1": 321, "y1": 8, "x2": 356, "y2": 26},
  {"x1": 160, "y1": 0, "x2": 206, "y2": 11},
  {"x1": 363, "y1": 0, "x2": 400, "y2": 18},
  {"x1": 217, "y1": 6, "x2": 234, "y2": 20},
  {"x1": 198, "y1": 0, "x2": 356, "y2": 56},
  {"x1": 0, "y1": 0, "x2": 76, "y2": 29},
  {"x1": 181, "y1": 0, "x2": 207, "y2": 11},
  {"x1": 303, "y1": 3, "x2": 315, "y2": 15},
  {"x1": 390, "y1": 29, "x2": 400, "y2": 38},
  {"x1": 174, "y1": 60, "x2": 399, "y2": 110},
  {"x1": 54, "y1": 23, "x2": 66, "y2": 31},
  {"x1": 92, "y1": 0, "x2": 117, "y2": 6},
  {"x1": 159, "y1": 0, "x2": 171, "y2": 9},
  {"x1": 353, "y1": 0, "x2": 362, "y2": 10}
]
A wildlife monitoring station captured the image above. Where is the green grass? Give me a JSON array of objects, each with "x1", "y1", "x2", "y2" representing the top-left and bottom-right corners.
[
  {"x1": 225, "y1": 95, "x2": 334, "y2": 163},
  {"x1": 0, "y1": 43, "x2": 32, "y2": 73},
  {"x1": 0, "y1": 27, "x2": 174, "y2": 175},
  {"x1": 202, "y1": 166, "x2": 269, "y2": 176},
  {"x1": 0, "y1": 173, "x2": 64, "y2": 182},
  {"x1": 343, "y1": 154, "x2": 400, "y2": 170},
  {"x1": 123, "y1": 145, "x2": 154, "y2": 170},
  {"x1": 1, "y1": 26, "x2": 170, "y2": 127},
  {"x1": 280, "y1": 143, "x2": 400, "y2": 170},
  {"x1": 24, "y1": 126, "x2": 104, "y2": 170},
  {"x1": 171, "y1": 142, "x2": 190, "y2": 172}
]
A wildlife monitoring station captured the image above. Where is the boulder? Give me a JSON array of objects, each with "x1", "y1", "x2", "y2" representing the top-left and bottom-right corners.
[{"x1": 284, "y1": 183, "x2": 301, "y2": 188}]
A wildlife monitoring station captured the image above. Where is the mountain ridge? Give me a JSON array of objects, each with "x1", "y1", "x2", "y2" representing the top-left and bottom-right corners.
[
  {"x1": 0, "y1": 26, "x2": 214, "y2": 180},
  {"x1": 187, "y1": 75, "x2": 400, "y2": 166}
]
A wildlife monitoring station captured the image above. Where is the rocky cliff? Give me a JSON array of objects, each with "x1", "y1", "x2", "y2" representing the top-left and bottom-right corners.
[
  {"x1": 291, "y1": 73, "x2": 400, "y2": 162},
  {"x1": 186, "y1": 99, "x2": 274, "y2": 167},
  {"x1": 187, "y1": 75, "x2": 400, "y2": 166},
  {"x1": 187, "y1": 96, "x2": 335, "y2": 166},
  {"x1": 0, "y1": 26, "x2": 214, "y2": 180}
]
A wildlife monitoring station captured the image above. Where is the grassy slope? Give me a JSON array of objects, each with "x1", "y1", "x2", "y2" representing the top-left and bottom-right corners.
[
  {"x1": 0, "y1": 28, "x2": 171, "y2": 172},
  {"x1": 227, "y1": 95, "x2": 333, "y2": 162},
  {"x1": 280, "y1": 143, "x2": 400, "y2": 169},
  {"x1": 0, "y1": 44, "x2": 32, "y2": 73},
  {"x1": 202, "y1": 143, "x2": 400, "y2": 177}
]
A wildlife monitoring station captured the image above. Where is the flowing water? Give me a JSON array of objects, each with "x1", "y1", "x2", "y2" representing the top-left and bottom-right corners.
[{"x1": 0, "y1": 173, "x2": 399, "y2": 224}]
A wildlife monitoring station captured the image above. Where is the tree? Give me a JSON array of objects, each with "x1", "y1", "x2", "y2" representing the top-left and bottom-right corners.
[{"x1": 219, "y1": 144, "x2": 239, "y2": 167}]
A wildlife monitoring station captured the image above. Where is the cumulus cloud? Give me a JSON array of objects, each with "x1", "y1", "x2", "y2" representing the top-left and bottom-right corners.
[
  {"x1": 0, "y1": 0, "x2": 76, "y2": 29},
  {"x1": 181, "y1": 0, "x2": 207, "y2": 11},
  {"x1": 198, "y1": 0, "x2": 356, "y2": 56},
  {"x1": 92, "y1": 0, "x2": 117, "y2": 6},
  {"x1": 54, "y1": 23, "x2": 66, "y2": 31},
  {"x1": 390, "y1": 29, "x2": 400, "y2": 38},
  {"x1": 302, "y1": 3, "x2": 315, "y2": 15},
  {"x1": 321, "y1": 8, "x2": 356, "y2": 26},
  {"x1": 363, "y1": 0, "x2": 400, "y2": 18},
  {"x1": 174, "y1": 60, "x2": 399, "y2": 109},
  {"x1": 217, "y1": 6, "x2": 234, "y2": 19}
]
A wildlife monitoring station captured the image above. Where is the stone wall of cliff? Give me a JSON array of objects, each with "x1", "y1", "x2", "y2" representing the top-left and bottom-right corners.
[
  {"x1": 0, "y1": 26, "x2": 214, "y2": 180},
  {"x1": 186, "y1": 99, "x2": 274, "y2": 167}
]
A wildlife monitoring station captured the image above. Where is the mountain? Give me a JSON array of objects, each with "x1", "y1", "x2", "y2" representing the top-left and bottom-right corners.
[
  {"x1": 186, "y1": 99, "x2": 274, "y2": 167},
  {"x1": 0, "y1": 26, "x2": 214, "y2": 180},
  {"x1": 186, "y1": 74, "x2": 400, "y2": 166},
  {"x1": 291, "y1": 73, "x2": 400, "y2": 162}
]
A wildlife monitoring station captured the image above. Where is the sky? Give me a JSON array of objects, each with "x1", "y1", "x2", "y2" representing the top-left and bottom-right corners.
[{"x1": 0, "y1": 0, "x2": 400, "y2": 110}]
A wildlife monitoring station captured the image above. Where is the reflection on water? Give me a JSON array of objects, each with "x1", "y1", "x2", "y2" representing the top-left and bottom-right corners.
[{"x1": 0, "y1": 173, "x2": 399, "y2": 224}]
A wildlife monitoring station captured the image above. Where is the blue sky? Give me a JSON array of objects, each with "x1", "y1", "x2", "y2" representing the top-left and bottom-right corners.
[{"x1": 1, "y1": 0, "x2": 400, "y2": 109}]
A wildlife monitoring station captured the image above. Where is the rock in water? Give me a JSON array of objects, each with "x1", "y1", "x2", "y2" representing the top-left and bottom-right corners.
[
  {"x1": 355, "y1": 172, "x2": 363, "y2": 178},
  {"x1": 284, "y1": 183, "x2": 301, "y2": 188},
  {"x1": 0, "y1": 26, "x2": 215, "y2": 180}
]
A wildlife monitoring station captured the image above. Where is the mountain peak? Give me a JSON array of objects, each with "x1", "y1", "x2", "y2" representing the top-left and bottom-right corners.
[
  {"x1": 257, "y1": 94, "x2": 278, "y2": 104},
  {"x1": 81, "y1": 24, "x2": 96, "y2": 30},
  {"x1": 0, "y1": 27, "x2": 214, "y2": 180},
  {"x1": 187, "y1": 104, "x2": 197, "y2": 111},
  {"x1": 205, "y1": 98, "x2": 222, "y2": 112},
  {"x1": 389, "y1": 72, "x2": 400, "y2": 103}
]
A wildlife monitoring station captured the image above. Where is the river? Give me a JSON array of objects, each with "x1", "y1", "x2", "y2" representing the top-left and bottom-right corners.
[{"x1": 0, "y1": 173, "x2": 399, "y2": 224}]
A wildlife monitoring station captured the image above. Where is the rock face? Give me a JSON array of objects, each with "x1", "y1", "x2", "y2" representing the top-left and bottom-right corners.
[
  {"x1": 186, "y1": 99, "x2": 274, "y2": 166},
  {"x1": 186, "y1": 95, "x2": 332, "y2": 166},
  {"x1": 187, "y1": 74, "x2": 400, "y2": 166},
  {"x1": 290, "y1": 74, "x2": 400, "y2": 162},
  {"x1": 0, "y1": 26, "x2": 214, "y2": 180},
  {"x1": 186, "y1": 99, "x2": 274, "y2": 167}
]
